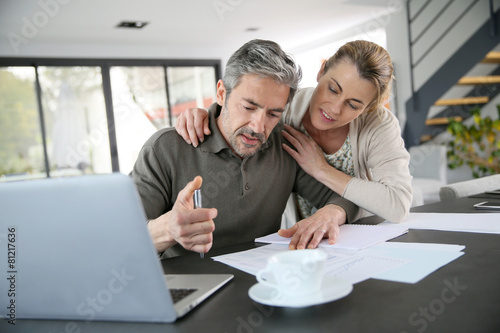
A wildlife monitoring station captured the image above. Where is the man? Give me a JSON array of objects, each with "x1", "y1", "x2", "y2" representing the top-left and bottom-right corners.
[{"x1": 131, "y1": 39, "x2": 358, "y2": 258}]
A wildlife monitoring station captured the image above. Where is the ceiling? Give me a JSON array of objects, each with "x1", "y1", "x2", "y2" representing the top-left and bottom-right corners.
[{"x1": 0, "y1": 0, "x2": 390, "y2": 60}]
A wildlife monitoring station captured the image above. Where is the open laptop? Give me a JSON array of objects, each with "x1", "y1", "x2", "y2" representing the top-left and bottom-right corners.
[{"x1": 0, "y1": 173, "x2": 232, "y2": 323}]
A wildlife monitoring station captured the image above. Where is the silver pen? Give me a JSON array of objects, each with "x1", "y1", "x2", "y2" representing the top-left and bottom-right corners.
[{"x1": 193, "y1": 189, "x2": 204, "y2": 259}]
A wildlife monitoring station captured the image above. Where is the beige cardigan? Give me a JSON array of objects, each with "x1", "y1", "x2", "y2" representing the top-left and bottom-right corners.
[{"x1": 282, "y1": 88, "x2": 413, "y2": 222}]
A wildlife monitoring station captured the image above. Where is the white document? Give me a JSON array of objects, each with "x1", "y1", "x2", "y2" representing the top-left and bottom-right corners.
[
  {"x1": 213, "y1": 244, "x2": 410, "y2": 285},
  {"x1": 255, "y1": 224, "x2": 408, "y2": 251},
  {"x1": 320, "y1": 247, "x2": 411, "y2": 284},
  {"x1": 367, "y1": 242, "x2": 465, "y2": 283},
  {"x1": 213, "y1": 244, "x2": 288, "y2": 276},
  {"x1": 212, "y1": 242, "x2": 465, "y2": 285},
  {"x1": 380, "y1": 212, "x2": 500, "y2": 234}
]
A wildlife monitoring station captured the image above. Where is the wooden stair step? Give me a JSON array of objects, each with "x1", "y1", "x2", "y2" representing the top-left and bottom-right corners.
[
  {"x1": 425, "y1": 116, "x2": 463, "y2": 126},
  {"x1": 434, "y1": 96, "x2": 489, "y2": 106},
  {"x1": 457, "y1": 76, "x2": 500, "y2": 85},
  {"x1": 481, "y1": 51, "x2": 500, "y2": 64},
  {"x1": 420, "y1": 134, "x2": 432, "y2": 142}
]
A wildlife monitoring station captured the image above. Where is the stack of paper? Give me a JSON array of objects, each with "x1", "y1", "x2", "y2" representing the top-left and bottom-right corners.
[
  {"x1": 255, "y1": 224, "x2": 409, "y2": 251},
  {"x1": 212, "y1": 242, "x2": 465, "y2": 285},
  {"x1": 212, "y1": 216, "x2": 498, "y2": 284},
  {"x1": 211, "y1": 223, "x2": 468, "y2": 284}
]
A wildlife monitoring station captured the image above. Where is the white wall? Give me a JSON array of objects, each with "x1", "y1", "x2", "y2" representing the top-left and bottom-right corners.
[
  {"x1": 384, "y1": 1, "x2": 411, "y2": 129},
  {"x1": 411, "y1": 1, "x2": 498, "y2": 91}
]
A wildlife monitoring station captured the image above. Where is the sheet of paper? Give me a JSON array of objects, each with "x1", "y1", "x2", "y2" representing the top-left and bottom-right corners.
[
  {"x1": 320, "y1": 247, "x2": 411, "y2": 284},
  {"x1": 213, "y1": 244, "x2": 410, "y2": 285},
  {"x1": 369, "y1": 242, "x2": 465, "y2": 252},
  {"x1": 380, "y1": 212, "x2": 500, "y2": 234},
  {"x1": 212, "y1": 242, "x2": 465, "y2": 285},
  {"x1": 366, "y1": 242, "x2": 465, "y2": 283},
  {"x1": 212, "y1": 244, "x2": 289, "y2": 276},
  {"x1": 255, "y1": 224, "x2": 408, "y2": 251}
]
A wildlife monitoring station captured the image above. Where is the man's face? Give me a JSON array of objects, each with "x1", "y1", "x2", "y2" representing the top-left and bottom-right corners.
[{"x1": 216, "y1": 74, "x2": 290, "y2": 158}]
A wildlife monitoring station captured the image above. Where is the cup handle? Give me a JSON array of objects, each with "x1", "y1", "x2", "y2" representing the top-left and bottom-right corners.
[{"x1": 256, "y1": 268, "x2": 277, "y2": 289}]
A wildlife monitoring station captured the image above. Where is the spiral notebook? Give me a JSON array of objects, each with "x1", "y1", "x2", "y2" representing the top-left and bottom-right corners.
[{"x1": 255, "y1": 224, "x2": 408, "y2": 251}]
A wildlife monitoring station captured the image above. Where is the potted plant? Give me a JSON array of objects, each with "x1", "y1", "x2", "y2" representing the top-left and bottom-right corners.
[{"x1": 446, "y1": 105, "x2": 500, "y2": 178}]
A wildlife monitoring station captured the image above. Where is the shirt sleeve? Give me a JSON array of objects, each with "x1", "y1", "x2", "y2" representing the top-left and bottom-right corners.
[
  {"x1": 293, "y1": 167, "x2": 359, "y2": 224},
  {"x1": 130, "y1": 143, "x2": 172, "y2": 220}
]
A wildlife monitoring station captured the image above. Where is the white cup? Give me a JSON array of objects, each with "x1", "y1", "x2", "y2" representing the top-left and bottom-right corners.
[{"x1": 256, "y1": 249, "x2": 327, "y2": 297}]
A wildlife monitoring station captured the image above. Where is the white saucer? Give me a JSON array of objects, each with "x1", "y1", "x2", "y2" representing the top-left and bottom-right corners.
[{"x1": 248, "y1": 276, "x2": 353, "y2": 308}]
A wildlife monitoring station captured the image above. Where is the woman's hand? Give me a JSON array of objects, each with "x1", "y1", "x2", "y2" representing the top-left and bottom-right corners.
[
  {"x1": 281, "y1": 124, "x2": 330, "y2": 179},
  {"x1": 175, "y1": 107, "x2": 210, "y2": 147},
  {"x1": 278, "y1": 204, "x2": 346, "y2": 250}
]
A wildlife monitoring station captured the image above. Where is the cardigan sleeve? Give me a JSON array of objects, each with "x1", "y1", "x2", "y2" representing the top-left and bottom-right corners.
[{"x1": 343, "y1": 109, "x2": 413, "y2": 222}]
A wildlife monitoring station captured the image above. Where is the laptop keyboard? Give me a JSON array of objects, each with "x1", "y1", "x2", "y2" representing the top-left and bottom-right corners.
[{"x1": 169, "y1": 288, "x2": 198, "y2": 303}]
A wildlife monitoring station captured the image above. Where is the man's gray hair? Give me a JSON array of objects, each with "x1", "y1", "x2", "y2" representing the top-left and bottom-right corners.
[{"x1": 223, "y1": 39, "x2": 302, "y2": 104}]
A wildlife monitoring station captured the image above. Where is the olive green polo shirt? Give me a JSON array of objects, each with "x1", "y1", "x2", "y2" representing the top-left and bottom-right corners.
[{"x1": 131, "y1": 103, "x2": 358, "y2": 257}]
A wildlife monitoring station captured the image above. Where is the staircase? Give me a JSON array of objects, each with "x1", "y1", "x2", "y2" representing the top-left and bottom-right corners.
[
  {"x1": 420, "y1": 51, "x2": 500, "y2": 142},
  {"x1": 403, "y1": 0, "x2": 500, "y2": 148}
]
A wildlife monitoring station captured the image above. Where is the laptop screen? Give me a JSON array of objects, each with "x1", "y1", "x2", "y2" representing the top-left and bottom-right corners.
[{"x1": 0, "y1": 174, "x2": 177, "y2": 323}]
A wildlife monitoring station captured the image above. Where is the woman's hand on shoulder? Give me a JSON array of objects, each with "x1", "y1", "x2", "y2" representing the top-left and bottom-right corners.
[
  {"x1": 281, "y1": 124, "x2": 329, "y2": 179},
  {"x1": 174, "y1": 107, "x2": 210, "y2": 147}
]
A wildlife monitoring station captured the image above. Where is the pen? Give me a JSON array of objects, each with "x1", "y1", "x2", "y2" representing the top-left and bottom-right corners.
[{"x1": 193, "y1": 189, "x2": 204, "y2": 259}]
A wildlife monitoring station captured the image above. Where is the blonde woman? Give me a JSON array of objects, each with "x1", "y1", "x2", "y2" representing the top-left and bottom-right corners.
[{"x1": 176, "y1": 40, "x2": 412, "y2": 240}]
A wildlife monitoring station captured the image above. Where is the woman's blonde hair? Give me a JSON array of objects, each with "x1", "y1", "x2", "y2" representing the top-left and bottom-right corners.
[{"x1": 323, "y1": 40, "x2": 394, "y2": 113}]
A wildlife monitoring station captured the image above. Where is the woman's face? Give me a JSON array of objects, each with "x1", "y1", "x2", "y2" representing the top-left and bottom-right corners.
[{"x1": 308, "y1": 60, "x2": 377, "y2": 132}]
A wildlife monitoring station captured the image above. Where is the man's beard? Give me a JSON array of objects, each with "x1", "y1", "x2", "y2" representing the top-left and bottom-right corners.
[
  {"x1": 229, "y1": 127, "x2": 266, "y2": 158},
  {"x1": 222, "y1": 107, "x2": 266, "y2": 158}
]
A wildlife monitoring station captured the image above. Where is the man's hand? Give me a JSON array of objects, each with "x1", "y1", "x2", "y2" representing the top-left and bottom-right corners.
[
  {"x1": 278, "y1": 204, "x2": 346, "y2": 250},
  {"x1": 174, "y1": 107, "x2": 210, "y2": 147},
  {"x1": 147, "y1": 176, "x2": 217, "y2": 253}
]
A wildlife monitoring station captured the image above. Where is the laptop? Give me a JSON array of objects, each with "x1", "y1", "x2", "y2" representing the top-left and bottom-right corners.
[{"x1": 0, "y1": 173, "x2": 233, "y2": 323}]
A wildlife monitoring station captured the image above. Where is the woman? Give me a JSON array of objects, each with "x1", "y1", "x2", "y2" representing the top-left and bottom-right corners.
[{"x1": 175, "y1": 40, "x2": 412, "y2": 224}]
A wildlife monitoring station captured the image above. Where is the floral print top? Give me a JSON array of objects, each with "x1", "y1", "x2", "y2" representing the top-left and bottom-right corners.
[{"x1": 296, "y1": 134, "x2": 355, "y2": 219}]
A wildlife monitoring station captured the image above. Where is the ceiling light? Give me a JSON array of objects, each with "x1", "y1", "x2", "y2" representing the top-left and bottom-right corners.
[
  {"x1": 116, "y1": 21, "x2": 148, "y2": 29},
  {"x1": 245, "y1": 27, "x2": 259, "y2": 32}
]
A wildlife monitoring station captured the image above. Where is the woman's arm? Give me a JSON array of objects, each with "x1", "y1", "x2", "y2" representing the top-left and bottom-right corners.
[
  {"x1": 342, "y1": 115, "x2": 413, "y2": 222},
  {"x1": 281, "y1": 115, "x2": 412, "y2": 223},
  {"x1": 281, "y1": 124, "x2": 352, "y2": 195}
]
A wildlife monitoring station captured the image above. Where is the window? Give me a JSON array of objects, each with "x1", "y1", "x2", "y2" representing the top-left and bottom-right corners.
[
  {"x1": 0, "y1": 59, "x2": 220, "y2": 181},
  {"x1": 110, "y1": 66, "x2": 217, "y2": 174},
  {"x1": 110, "y1": 66, "x2": 168, "y2": 174},
  {"x1": 0, "y1": 67, "x2": 45, "y2": 181},
  {"x1": 38, "y1": 66, "x2": 112, "y2": 176},
  {"x1": 167, "y1": 66, "x2": 217, "y2": 125}
]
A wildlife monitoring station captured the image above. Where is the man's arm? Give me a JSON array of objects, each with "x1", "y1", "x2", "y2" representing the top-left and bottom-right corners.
[
  {"x1": 146, "y1": 176, "x2": 217, "y2": 254},
  {"x1": 130, "y1": 141, "x2": 217, "y2": 254},
  {"x1": 293, "y1": 165, "x2": 359, "y2": 223}
]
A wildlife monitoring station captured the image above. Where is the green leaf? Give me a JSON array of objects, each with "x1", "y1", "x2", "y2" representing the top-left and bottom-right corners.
[{"x1": 446, "y1": 104, "x2": 500, "y2": 178}]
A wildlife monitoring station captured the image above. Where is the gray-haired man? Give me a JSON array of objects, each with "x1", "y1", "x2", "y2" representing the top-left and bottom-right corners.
[{"x1": 131, "y1": 39, "x2": 358, "y2": 258}]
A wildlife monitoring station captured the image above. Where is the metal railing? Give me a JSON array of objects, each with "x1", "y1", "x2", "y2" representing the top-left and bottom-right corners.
[{"x1": 403, "y1": 0, "x2": 500, "y2": 147}]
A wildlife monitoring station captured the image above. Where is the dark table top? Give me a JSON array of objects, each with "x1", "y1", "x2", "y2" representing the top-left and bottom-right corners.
[{"x1": 3, "y1": 195, "x2": 500, "y2": 333}]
